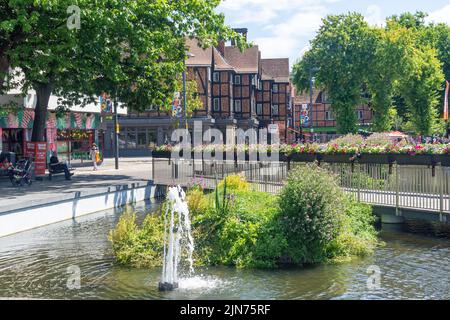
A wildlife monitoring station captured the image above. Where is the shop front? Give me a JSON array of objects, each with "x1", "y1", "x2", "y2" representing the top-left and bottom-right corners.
[{"x1": 0, "y1": 109, "x2": 102, "y2": 165}]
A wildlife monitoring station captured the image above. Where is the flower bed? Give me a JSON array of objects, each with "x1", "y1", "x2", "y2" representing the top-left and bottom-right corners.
[{"x1": 151, "y1": 143, "x2": 450, "y2": 166}]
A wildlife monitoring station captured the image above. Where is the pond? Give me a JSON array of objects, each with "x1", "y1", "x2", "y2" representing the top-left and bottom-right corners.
[{"x1": 0, "y1": 201, "x2": 449, "y2": 300}]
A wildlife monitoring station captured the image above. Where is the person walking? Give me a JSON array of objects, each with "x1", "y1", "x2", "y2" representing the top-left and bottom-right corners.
[{"x1": 90, "y1": 143, "x2": 99, "y2": 171}]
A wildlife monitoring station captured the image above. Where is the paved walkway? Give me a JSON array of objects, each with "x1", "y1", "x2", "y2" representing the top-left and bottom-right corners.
[{"x1": 0, "y1": 158, "x2": 154, "y2": 213}]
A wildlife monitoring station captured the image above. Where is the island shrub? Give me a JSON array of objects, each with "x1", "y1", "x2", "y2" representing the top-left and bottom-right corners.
[
  {"x1": 110, "y1": 170, "x2": 378, "y2": 269},
  {"x1": 278, "y1": 164, "x2": 378, "y2": 264}
]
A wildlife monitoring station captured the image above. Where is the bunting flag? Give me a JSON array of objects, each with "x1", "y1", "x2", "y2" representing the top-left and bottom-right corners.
[{"x1": 444, "y1": 80, "x2": 449, "y2": 121}]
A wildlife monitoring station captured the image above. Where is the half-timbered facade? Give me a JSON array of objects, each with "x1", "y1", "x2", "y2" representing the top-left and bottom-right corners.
[{"x1": 104, "y1": 28, "x2": 293, "y2": 156}]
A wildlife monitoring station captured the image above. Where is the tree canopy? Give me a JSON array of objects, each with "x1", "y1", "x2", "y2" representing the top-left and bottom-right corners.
[
  {"x1": 1, "y1": 0, "x2": 247, "y2": 141},
  {"x1": 292, "y1": 11, "x2": 448, "y2": 135}
]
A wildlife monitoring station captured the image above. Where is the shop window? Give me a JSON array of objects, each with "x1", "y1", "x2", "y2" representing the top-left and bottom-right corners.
[
  {"x1": 137, "y1": 129, "x2": 147, "y2": 148},
  {"x1": 126, "y1": 128, "x2": 137, "y2": 149},
  {"x1": 118, "y1": 130, "x2": 126, "y2": 149}
]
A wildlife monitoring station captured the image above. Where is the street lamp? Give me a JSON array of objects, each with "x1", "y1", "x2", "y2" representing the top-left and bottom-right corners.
[
  {"x1": 184, "y1": 52, "x2": 196, "y2": 132},
  {"x1": 307, "y1": 67, "x2": 319, "y2": 143}
]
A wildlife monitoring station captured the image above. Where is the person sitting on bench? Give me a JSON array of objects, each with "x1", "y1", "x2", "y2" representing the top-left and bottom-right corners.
[{"x1": 49, "y1": 155, "x2": 73, "y2": 180}]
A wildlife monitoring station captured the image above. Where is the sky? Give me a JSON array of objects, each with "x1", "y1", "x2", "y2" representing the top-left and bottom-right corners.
[{"x1": 217, "y1": 0, "x2": 450, "y2": 67}]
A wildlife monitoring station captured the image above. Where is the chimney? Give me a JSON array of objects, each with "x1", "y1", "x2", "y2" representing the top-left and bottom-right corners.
[
  {"x1": 216, "y1": 40, "x2": 225, "y2": 56},
  {"x1": 231, "y1": 28, "x2": 248, "y2": 46}
]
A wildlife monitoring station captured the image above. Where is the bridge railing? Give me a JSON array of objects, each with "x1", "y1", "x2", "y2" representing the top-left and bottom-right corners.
[{"x1": 151, "y1": 157, "x2": 450, "y2": 216}]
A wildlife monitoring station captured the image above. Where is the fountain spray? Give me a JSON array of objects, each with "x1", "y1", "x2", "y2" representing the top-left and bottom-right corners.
[{"x1": 159, "y1": 186, "x2": 195, "y2": 291}]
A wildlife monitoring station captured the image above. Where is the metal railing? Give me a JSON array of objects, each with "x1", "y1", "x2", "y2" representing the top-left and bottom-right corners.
[{"x1": 152, "y1": 158, "x2": 450, "y2": 216}]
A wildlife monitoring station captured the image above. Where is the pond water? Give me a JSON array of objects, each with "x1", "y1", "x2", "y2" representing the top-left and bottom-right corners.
[{"x1": 0, "y1": 201, "x2": 449, "y2": 300}]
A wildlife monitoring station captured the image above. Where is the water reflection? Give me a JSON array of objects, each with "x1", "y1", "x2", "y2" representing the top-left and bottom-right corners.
[{"x1": 0, "y1": 200, "x2": 449, "y2": 300}]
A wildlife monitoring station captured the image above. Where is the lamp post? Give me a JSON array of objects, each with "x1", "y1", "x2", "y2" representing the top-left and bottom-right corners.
[
  {"x1": 308, "y1": 67, "x2": 319, "y2": 143},
  {"x1": 183, "y1": 52, "x2": 196, "y2": 132}
]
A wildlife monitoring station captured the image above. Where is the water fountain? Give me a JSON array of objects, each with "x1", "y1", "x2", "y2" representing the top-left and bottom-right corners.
[{"x1": 158, "y1": 185, "x2": 195, "y2": 291}]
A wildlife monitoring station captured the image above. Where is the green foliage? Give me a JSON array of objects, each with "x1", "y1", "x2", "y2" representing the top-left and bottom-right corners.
[
  {"x1": 293, "y1": 13, "x2": 375, "y2": 134},
  {"x1": 278, "y1": 164, "x2": 378, "y2": 264},
  {"x1": 193, "y1": 189, "x2": 287, "y2": 269},
  {"x1": 1, "y1": 0, "x2": 248, "y2": 140},
  {"x1": 111, "y1": 171, "x2": 378, "y2": 269},
  {"x1": 278, "y1": 164, "x2": 345, "y2": 264},
  {"x1": 217, "y1": 174, "x2": 250, "y2": 192},
  {"x1": 109, "y1": 208, "x2": 164, "y2": 268},
  {"x1": 293, "y1": 11, "x2": 449, "y2": 136}
]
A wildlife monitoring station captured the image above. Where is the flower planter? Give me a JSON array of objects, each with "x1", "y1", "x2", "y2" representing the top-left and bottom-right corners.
[
  {"x1": 317, "y1": 154, "x2": 355, "y2": 163},
  {"x1": 289, "y1": 153, "x2": 317, "y2": 163},
  {"x1": 438, "y1": 155, "x2": 450, "y2": 167},
  {"x1": 394, "y1": 154, "x2": 437, "y2": 166},
  {"x1": 358, "y1": 153, "x2": 395, "y2": 164},
  {"x1": 152, "y1": 151, "x2": 172, "y2": 159}
]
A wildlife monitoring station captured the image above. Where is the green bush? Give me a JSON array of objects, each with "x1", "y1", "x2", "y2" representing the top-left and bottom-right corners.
[
  {"x1": 278, "y1": 164, "x2": 378, "y2": 264},
  {"x1": 193, "y1": 189, "x2": 287, "y2": 268},
  {"x1": 110, "y1": 170, "x2": 378, "y2": 269},
  {"x1": 109, "y1": 208, "x2": 164, "y2": 268}
]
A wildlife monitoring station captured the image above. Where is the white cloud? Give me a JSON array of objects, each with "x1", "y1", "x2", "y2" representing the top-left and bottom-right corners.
[
  {"x1": 217, "y1": 0, "x2": 340, "y2": 65},
  {"x1": 365, "y1": 5, "x2": 385, "y2": 27},
  {"x1": 426, "y1": 5, "x2": 450, "y2": 25}
]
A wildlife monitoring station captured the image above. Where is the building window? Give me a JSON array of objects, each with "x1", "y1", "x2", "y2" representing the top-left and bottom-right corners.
[
  {"x1": 235, "y1": 75, "x2": 241, "y2": 85},
  {"x1": 258, "y1": 81, "x2": 262, "y2": 90},
  {"x1": 357, "y1": 110, "x2": 364, "y2": 120},
  {"x1": 325, "y1": 110, "x2": 334, "y2": 121},
  {"x1": 213, "y1": 98, "x2": 220, "y2": 112},
  {"x1": 213, "y1": 72, "x2": 220, "y2": 82},
  {"x1": 271, "y1": 104, "x2": 279, "y2": 116},
  {"x1": 234, "y1": 100, "x2": 242, "y2": 113},
  {"x1": 273, "y1": 84, "x2": 279, "y2": 93},
  {"x1": 257, "y1": 103, "x2": 263, "y2": 115},
  {"x1": 137, "y1": 129, "x2": 147, "y2": 148}
]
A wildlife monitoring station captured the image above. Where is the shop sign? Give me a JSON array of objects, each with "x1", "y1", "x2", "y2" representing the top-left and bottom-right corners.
[
  {"x1": 268, "y1": 124, "x2": 279, "y2": 134},
  {"x1": 25, "y1": 142, "x2": 47, "y2": 176}
]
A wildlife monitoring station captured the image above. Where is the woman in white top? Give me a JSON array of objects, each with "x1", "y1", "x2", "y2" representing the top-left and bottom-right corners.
[{"x1": 90, "y1": 143, "x2": 99, "y2": 171}]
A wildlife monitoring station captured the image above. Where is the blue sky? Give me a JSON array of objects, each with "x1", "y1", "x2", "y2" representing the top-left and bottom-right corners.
[{"x1": 217, "y1": 0, "x2": 450, "y2": 67}]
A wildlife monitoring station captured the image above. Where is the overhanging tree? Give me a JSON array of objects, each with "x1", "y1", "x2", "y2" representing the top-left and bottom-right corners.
[{"x1": 1, "y1": 0, "x2": 246, "y2": 142}]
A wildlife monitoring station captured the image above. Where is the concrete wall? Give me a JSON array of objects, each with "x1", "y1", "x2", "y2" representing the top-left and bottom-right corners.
[{"x1": 0, "y1": 183, "x2": 156, "y2": 238}]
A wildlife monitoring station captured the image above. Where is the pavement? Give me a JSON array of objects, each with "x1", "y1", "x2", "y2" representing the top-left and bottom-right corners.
[{"x1": 0, "y1": 158, "x2": 154, "y2": 213}]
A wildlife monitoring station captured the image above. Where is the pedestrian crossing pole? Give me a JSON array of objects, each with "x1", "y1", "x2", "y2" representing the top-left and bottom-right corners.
[{"x1": 114, "y1": 97, "x2": 119, "y2": 170}]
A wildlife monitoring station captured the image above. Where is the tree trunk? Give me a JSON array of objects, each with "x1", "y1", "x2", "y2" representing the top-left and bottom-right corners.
[
  {"x1": 0, "y1": 55, "x2": 9, "y2": 90},
  {"x1": 31, "y1": 82, "x2": 52, "y2": 142}
]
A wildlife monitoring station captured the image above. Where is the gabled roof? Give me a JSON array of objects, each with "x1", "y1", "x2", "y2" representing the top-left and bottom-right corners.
[
  {"x1": 213, "y1": 48, "x2": 235, "y2": 71},
  {"x1": 293, "y1": 87, "x2": 322, "y2": 104},
  {"x1": 261, "y1": 58, "x2": 290, "y2": 83},
  {"x1": 224, "y1": 45, "x2": 260, "y2": 74},
  {"x1": 185, "y1": 38, "x2": 212, "y2": 67}
]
